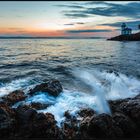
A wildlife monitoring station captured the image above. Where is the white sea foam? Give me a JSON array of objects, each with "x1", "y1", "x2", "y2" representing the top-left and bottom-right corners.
[
  {"x1": 22, "y1": 69, "x2": 139, "y2": 126},
  {"x1": 0, "y1": 78, "x2": 37, "y2": 97},
  {"x1": 1, "y1": 69, "x2": 140, "y2": 126}
]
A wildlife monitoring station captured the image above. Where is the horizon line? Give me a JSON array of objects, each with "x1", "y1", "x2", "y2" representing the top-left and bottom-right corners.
[{"x1": 0, "y1": 36, "x2": 107, "y2": 39}]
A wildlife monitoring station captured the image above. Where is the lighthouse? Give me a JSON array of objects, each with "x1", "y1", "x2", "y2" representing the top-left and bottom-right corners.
[{"x1": 121, "y1": 23, "x2": 132, "y2": 35}]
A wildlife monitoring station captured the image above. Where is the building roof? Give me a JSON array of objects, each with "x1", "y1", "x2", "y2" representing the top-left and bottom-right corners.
[{"x1": 122, "y1": 28, "x2": 132, "y2": 31}]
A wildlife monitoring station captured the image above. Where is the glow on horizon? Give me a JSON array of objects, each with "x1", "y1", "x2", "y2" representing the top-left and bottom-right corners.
[{"x1": 0, "y1": 1, "x2": 139, "y2": 37}]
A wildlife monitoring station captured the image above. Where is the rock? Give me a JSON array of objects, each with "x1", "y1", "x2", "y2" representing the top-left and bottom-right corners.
[
  {"x1": 78, "y1": 108, "x2": 95, "y2": 118},
  {"x1": 61, "y1": 115, "x2": 79, "y2": 139},
  {"x1": 86, "y1": 113, "x2": 123, "y2": 138},
  {"x1": 107, "y1": 70, "x2": 119, "y2": 76},
  {"x1": 29, "y1": 113, "x2": 62, "y2": 138},
  {"x1": 64, "y1": 111, "x2": 72, "y2": 120},
  {"x1": 29, "y1": 80, "x2": 63, "y2": 97},
  {"x1": 29, "y1": 102, "x2": 49, "y2": 110},
  {"x1": 0, "y1": 102, "x2": 16, "y2": 137},
  {"x1": 2, "y1": 90, "x2": 27, "y2": 106},
  {"x1": 112, "y1": 112, "x2": 136, "y2": 137},
  {"x1": 118, "y1": 98, "x2": 140, "y2": 127},
  {"x1": 15, "y1": 104, "x2": 37, "y2": 126}
]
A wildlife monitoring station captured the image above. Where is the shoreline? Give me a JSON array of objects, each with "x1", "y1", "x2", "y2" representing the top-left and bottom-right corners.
[
  {"x1": 107, "y1": 32, "x2": 140, "y2": 41},
  {"x1": 0, "y1": 79, "x2": 140, "y2": 138}
]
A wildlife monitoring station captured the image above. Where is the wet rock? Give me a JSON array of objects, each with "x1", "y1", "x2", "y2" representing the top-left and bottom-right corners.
[
  {"x1": 61, "y1": 115, "x2": 79, "y2": 139},
  {"x1": 15, "y1": 104, "x2": 37, "y2": 126},
  {"x1": 118, "y1": 98, "x2": 140, "y2": 127},
  {"x1": 86, "y1": 113, "x2": 123, "y2": 138},
  {"x1": 78, "y1": 108, "x2": 95, "y2": 118},
  {"x1": 29, "y1": 102, "x2": 49, "y2": 110},
  {"x1": 29, "y1": 113, "x2": 62, "y2": 138},
  {"x1": 106, "y1": 70, "x2": 119, "y2": 76},
  {"x1": 29, "y1": 80, "x2": 63, "y2": 97},
  {"x1": 64, "y1": 110, "x2": 72, "y2": 120},
  {"x1": 2, "y1": 90, "x2": 27, "y2": 106},
  {"x1": 112, "y1": 112, "x2": 136, "y2": 137},
  {"x1": 0, "y1": 102, "x2": 16, "y2": 137}
]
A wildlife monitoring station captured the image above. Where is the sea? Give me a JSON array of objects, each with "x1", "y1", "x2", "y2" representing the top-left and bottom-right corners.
[{"x1": 0, "y1": 38, "x2": 140, "y2": 125}]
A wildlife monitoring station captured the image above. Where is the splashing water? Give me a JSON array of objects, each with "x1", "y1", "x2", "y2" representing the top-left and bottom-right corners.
[
  {"x1": 0, "y1": 69, "x2": 140, "y2": 126},
  {"x1": 29, "y1": 69, "x2": 140, "y2": 126},
  {"x1": 0, "y1": 78, "x2": 37, "y2": 97}
]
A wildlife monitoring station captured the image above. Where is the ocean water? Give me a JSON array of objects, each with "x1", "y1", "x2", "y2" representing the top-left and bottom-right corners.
[{"x1": 0, "y1": 39, "x2": 140, "y2": 125}]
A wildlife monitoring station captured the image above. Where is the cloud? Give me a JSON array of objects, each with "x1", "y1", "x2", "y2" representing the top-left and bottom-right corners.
[
  {"x1": 66, "y1": 29, "x2": 112, "y2": 33},
  {"x1": 62, "y1": 2, "x2": 140, "y2": 19},
  {"x1": 8, "y1": 27, "x2": 24, "y2": 30},
  {"x1": 101, "y1": 20, "x2": 140, "y2": 30},
  {"x1": 55, "y1": 4, "x2": 84, "y2": 9},
  {"x1": 76, "y1": 22, "x2": 85, "y2": 24},
  {"x1": 64, "y1": 22, "x2": 85, "y2": 26},
  {"x1": 64, "y1": 13, "x2": 90, "y2": 18},
  {"x1": 64, "y1": 23, "x2": 74, "y2": 26}
]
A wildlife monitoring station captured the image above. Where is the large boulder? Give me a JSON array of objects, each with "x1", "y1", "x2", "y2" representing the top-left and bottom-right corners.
[
  {"x1": 15, "y1": 104, "x2": 37, "y2": 126},
  {"x1": 29, "y1": 80, "x2": 63, "y2": 97},
  {"x1": 29, "y1": 102, "x2": 49, "y2": 110},
  {"x1": 118, "y1": 98, "x2": 140, "y2": 127},
  {"x1": 2, "y1": 90, "x2": 27, "y2": 106},
  {"x1": 0, "y1": 102, "x2": 16, "y2": 137},
  {"x1": 78, "y1": 108, "x2": 95, "y2": 118},
  {"x1": 12, "y1": 104, "x2": 62, "y2": 138},
  {"x1": 112, "y1": 112, "x2": 136, "y2": 137},
  {"x1": 85, "y1": 113, "x2": 123, "y2": 138},
  {"x1": 62, "y1": 111, "x2": 80, "y2": 139},
  {"x1": 29, "y1": 113, "x2": 62, "y2": 138}
]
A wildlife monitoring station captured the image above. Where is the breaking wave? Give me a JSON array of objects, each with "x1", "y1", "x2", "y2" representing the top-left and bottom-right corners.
[
  {"x1": 28, "y1": 69, "x2": 140, "y2": 126},
  {"x1": 0, "y1": 78, "x2": 37, "y2": 97},
  {"x1": 1, "y1": 69, "x2": 140, "y2": 126}
]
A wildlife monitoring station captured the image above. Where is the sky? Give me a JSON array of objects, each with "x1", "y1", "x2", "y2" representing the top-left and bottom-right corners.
[{"x1": 0, "y1": 1, "x2": 140, "y2": 38}]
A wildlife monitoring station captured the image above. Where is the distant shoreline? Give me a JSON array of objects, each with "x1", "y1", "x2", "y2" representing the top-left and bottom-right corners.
[
  {"x1": 107, "y1": 32, "x2": 140, "y2": 41},
  {"x1": 0, "y1": 36, "x2": 106, "y2": 39}
]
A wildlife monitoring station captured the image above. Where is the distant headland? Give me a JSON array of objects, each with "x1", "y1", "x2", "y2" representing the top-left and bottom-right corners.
[{"x1": 108, "y1": 23, "x2": 140, "y2": 41}]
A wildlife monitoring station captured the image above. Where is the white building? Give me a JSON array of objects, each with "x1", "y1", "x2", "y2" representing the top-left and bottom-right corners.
[{"x1": 121, "y1": 23, "x2": 132, "y2": 35}]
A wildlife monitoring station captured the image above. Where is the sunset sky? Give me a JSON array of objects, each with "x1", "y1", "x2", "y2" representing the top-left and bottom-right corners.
[{"x1": 0, "y1": 1, "x2": 140, "y2": 38}]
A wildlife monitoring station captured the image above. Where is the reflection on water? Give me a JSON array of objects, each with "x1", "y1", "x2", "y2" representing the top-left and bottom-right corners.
[
  {"x1": 0, "y1": 39, "x2": 140, "y2": 125},
  {"x1": 0, "y1": 39, "x2": 139, "y2": 85}
]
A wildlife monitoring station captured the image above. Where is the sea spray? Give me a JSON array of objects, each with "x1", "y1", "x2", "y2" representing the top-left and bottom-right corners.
[
  {"x1": 0, "y1": 77, "x2": 38, "y2": 97},
  {"x1": 1, "y1": 69, "x2": 140, "y2": 126},
  {"x1": 72, "y1": 69, "x2": 111, "y2": 114}
]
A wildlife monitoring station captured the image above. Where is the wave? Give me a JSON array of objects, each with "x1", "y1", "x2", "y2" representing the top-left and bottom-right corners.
[
  {"x1": 0, "y1": 68, "x2": 140, "y2": 126},
  {"x1": 26, "y1": 69, "x2": 140, "y2": 126},
  {"x1": 0, "y1": 78, "x2": 37, "y2": 97}
]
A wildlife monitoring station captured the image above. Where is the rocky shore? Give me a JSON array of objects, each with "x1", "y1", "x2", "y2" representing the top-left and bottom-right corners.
[
  {"x1": 107, "y1": 32, "x2": 140, "y2": 41},
  {"x1": 0, "y1": 79, "x2": 140, "y2": 138}
]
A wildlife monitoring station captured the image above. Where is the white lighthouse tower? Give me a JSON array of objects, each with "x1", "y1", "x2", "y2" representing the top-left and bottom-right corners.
[
  {"x1": 121, "y1": 23, "x2": 132, "y2": 35},
  {"x1": 121, "y1": 23, "x2": 126, "y2": 35}
]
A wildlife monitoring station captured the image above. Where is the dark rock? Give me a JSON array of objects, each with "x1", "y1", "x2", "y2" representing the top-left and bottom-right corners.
[
  {"x1": 61, "y1": 111, "x2": 81, "y2": 139},
  {"x1": 64, "y1": 111, "x2": 71, "y2": 120},
  {"x1": 15, "y1": 104, "x2": 37, "y2": 126},
  {"x1": 118, "y1": 98, "x2": 140, "y2": 127},
  {"x1": 107, "y1": 70, "x2": 119, "y2": 76},
  {"x1": 112, "y1": 112, "x2": 136, "y2": 137},
  {"x1": 29, "y1": 80, "x2": 63, "y2": 97},
  {"x1": 2, "y1": 90, "x2": 27, "y2": 106},
  {"x1": 29, "y1": 102, "x2": 49, "y2": 110},
  {"x1": 29, "y1": 113, "x2": 62, "y2": 138},
  {"x1": 107, "y1": 32, "x2": 140, "y2": 41},
  {"x1": 86, "y1": 113, "x2": 123, "y2": 138},
  {"x1": 0, "y1": 103, "x2": 16, "y2": 137},
  {"x1": 78, "y1": 108, "x2": 95, "y2": 118}
]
